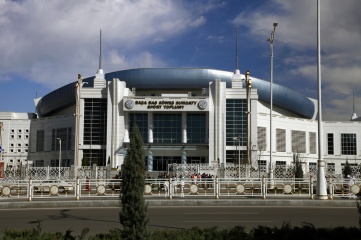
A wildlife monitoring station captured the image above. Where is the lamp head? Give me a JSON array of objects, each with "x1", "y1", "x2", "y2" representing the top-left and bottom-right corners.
[{"x1": 273, "y1": 22, "x2": 278, "y2": 28}]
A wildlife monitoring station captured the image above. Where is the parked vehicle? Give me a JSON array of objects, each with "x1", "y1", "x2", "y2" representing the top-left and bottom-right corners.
[
  {"x1": 33, "y1": 180, "x2": 74, "y2": 193},
  {"x1": 108, "y1": 179, "x2": 122, "y2": 192}
]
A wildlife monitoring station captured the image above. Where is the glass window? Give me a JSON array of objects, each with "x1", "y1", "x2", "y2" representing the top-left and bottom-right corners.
[
  {"x1": 226, "y1": 150, "x2": 247, "y2": 164},
  {"x1": 84, "y1": 98, "x2": 107, "y2": 145},
  {"x1": 187, "y1": 113, "x2": 206, "y2": 143},
  {"x1": 327, "y1": 163, "x2": 335, "y2": 174},
  {"x1": 308, "y1": 162, "x2": 317, "y2": 173},
  {"x1": 83, "y1": 149, "x2": 107, "y2": 166},
  {"x1": 291, "y1": 130, "x2": 306, "y2": 153},
  {"x1": 257, "y1": 127, "x2": 266, "y2": 151},
  {"x1": 226, "y1": 99, "x2": 247, "y2": 146},
  {"x1": 35, "y1": 160, "x2": 44, "y2": 167},
  {"x1": 153, "y1": 114, "x2": 182, "y2": 143},
  {"x1": 36, "y1": 130, "x2": 45, "y2": 152},
  {"x1": 327, "y1": 133, "x2": 334, "y2": 155},
  {"x1": 51, "y1": 128, "x2": 72, "y2": 151},
  {"x1": 129, "y1": 113, "x2": 148, "y2": 143},
  {"x1": 152, "y1": 156, "x2": 181, "y2": 171},
  {"x1": 309, "y1": 132, "x2": 316, "y2": 154},
  {"x1": 276, "y1": 128, "x2": 286, "y2": 152},
  {"x1": 341, "y1": 133, "x2": 356, "y2": 155}
]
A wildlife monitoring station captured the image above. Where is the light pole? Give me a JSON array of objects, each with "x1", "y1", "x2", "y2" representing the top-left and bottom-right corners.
[
  {"x1": 233, "y1": 136, "x2": 241, "y2": 178},
  {"x1": 57, "y1": 138, "x2": 61, "y2": 179},
  {"x1": 316, "y1": 0, "x2": 327, "y2": 199},
  {"x1": 75, "y1": 74, "x2": 87, "y2": 177},
  {"x1": 245, "y1": 70, "x2": 252, "y2": 179},
  {"x1": 267, "y1": 22, "x2": 277, "y2": 182}
]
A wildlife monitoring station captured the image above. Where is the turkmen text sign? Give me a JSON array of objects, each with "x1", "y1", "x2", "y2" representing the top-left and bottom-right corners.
[{"x1": 124, "y1": 99, "x2": 208, "y2": 111}]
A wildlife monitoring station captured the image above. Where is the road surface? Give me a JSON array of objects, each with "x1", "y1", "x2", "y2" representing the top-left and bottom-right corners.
[{"x1": 0, "y1": 206, "x2": 358, "y2": 237}]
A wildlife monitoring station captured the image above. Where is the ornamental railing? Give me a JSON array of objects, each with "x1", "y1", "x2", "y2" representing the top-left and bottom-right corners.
[
  {"x1": 1, "y1": 165, "x2": 111, "y2": 181},
  {"x1": 0, "y1": 177, "x2": 359, "y2": 201}
]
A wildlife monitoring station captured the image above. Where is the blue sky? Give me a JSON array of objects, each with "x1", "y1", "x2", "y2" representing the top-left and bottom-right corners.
[{"x1": 1, "y1": 0, "x2": 361, "y2": 120}]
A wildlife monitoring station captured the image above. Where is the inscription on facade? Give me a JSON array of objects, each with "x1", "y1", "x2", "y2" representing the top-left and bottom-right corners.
[{"x1": 134, "y1": 100, "x2": 198, "y2": 109}]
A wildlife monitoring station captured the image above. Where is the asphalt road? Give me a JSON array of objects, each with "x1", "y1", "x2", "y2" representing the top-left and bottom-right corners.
[{"x1": 0, "y1": 206, "x2": 358, "y2": 237}]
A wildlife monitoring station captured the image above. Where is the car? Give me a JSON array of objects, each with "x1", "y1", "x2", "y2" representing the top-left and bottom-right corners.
[
  {"x1": 108, "y1": 179, "x2": 122, "y2": 192},
  {"x1": 33, "y1": 180, "x2": 74, "y2": 193}
]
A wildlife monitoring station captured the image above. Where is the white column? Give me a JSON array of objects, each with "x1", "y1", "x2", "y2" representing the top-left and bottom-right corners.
[
  {"x1": 182, "y1": 112, "x2": 187, "y2": 144},
  {"x1": 148, "y1": 113, "x2": 153, "y2": 143}
]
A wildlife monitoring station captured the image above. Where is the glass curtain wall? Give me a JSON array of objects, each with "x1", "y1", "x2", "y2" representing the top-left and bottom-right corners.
[
  {"x1": 226, "y1": 99, "x2": 247, "y2": 163},
  {"x1": 83, "y1": 98, "x2": 107, "y2": 166}
]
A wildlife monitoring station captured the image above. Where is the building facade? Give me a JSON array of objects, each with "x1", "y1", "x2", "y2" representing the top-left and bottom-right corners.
[
  {"x1": 0, "y1": 112, "x2": 36, "y2": 169},
  {"x1": 1, "y1": 68, "x2": 360, "y2": 177}
]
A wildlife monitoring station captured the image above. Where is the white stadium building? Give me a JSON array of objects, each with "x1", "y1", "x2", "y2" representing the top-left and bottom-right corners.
[{"x1": 1, "y1": 64, "x2": 361, "y2": 179}]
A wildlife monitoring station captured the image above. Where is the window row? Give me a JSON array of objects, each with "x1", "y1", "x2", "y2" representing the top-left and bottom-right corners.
[
  {"x1": 10, "y1": 129, "x2": 29, "y2": 134},
  {"x1": 257, "y1": 127, "x2": 317, "y2": 154},
  {"x1": 9, "y1": 143, "x2": 29, "y2": 148},
  {"x1": 226, "y1": 99, "x2": 247, "y2": 147},
  {"x1": 8, "y1": 149, "x2": 28, "y2": 153},
  {"x1": 328, "y1": 133, "x2": 357, "y2": 155},
  {"x1": 9, "y1": 135, "x2": 29, "y2": 139},
  {"x1": 83, "y1": 98, "x2": 107, "y2": 145},
  {"x1": 129, "y1": 113, "x2": 207, "y2": 144},
  {"x1": 35, "y1": 128, "x2": 72, "y2": 152}
]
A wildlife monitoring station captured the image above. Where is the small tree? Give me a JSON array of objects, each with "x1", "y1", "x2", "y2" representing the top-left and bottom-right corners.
[
  {"x1": 119, "y1": 120, "x2": 149, "y2": 239},
  {"x1": 293, "y1": 151, "x2": 304, "y2": 179},
  {"x1": 81, "y1": 157, "x2": 89, "y2": 166},
  {"x1": 343, "y1": 159, "x2": 352, "y2": 178}
]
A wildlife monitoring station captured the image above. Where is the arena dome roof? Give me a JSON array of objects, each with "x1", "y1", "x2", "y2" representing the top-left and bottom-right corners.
[{"x1": 36, "y1": 68, "x2": 315, "y2": 119}]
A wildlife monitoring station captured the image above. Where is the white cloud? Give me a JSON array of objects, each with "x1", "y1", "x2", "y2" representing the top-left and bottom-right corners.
[
  {"x1": 0, "y1": 0, "x2": 200, "y2": 88},
  {"x1": 207, "y1": 35, "x2": 224, "y2": 43},
  {"x1": 106, "y1": 50, "x2": 166, "y2": 71},
  {"x1": 232, "y1": 0, "x2": 361, "y2": 120},
  {"x1": 190, "y1": 16, "x2": 206, "y2": 28}
]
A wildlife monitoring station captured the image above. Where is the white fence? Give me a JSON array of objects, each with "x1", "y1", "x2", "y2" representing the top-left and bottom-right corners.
[
  {"x1": 1, "y1": 166, "x2": 110, "y2": 181},
  {"x1": 0, "y1": 177, "x2": 359, "y2": 201},
  {"x1": 3, "y1": 163, "x2": 360, "y2": 182},
  {"x1": 170, "y1": 163, "x2": 361, "y2": 180}
]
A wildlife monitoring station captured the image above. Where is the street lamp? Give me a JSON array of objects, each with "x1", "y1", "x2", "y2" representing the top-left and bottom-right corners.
[
  {"x1": 267, "y1": 22, "x2": 278, "y2": 182},
  {"x1": 316, "y1": 0, "x2": 327, "y2": 199},
  {"x1": 233, "y1": 136, "x2": 241, "y2": 178},
  {"x1": 245, "y1": 70, "x2": 252, "y2": 179},
  {"x1": 57, "y1": 138, "x2": 61, "y2": 179},
  {"x1": 74, "y1": 74, "x2": 87, "y2": 177}
]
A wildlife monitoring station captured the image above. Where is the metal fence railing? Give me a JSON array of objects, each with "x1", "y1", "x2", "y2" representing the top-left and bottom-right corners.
[{"x1": 0, "y1": 177, "x2": 360, "y2": 201}]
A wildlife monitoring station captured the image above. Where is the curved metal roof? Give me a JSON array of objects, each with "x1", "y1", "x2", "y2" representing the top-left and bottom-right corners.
[{"x1": 36, "y1": 68, "x2": 315, "y2": 119}]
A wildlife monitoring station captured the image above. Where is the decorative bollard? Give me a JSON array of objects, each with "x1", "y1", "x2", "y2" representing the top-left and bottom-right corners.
[
  {"x1": 169, "y1": 178, "x2": 173, "y2": 200},
  {"x1": 262, "y1": 176, "x2": 266, "y2": 199},
  {"x1": 328, "y1": 176, "x2": 333, "y2": 200},
  {"x1": 28, "y1": 177, "x2": 32, "y2": 202},
  {"x1": 310, "y1": 176, "x2": 314, "y2": 199},
  {"x1": 76, "y1": 177, "x2": 80, "y2": 200},
  {"x1": 215, "y1": 176, "x2": 219, "y2": 199}
]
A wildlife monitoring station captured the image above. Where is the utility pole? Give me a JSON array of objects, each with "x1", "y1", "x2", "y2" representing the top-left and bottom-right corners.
[{"x1": 245, "y1": 70, "x2": 251, "y2": 178}]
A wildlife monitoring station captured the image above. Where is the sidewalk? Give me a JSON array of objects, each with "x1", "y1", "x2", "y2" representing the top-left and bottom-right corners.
[{"x1": 0, "y1": 197, "x2": 358, "y2": 209}]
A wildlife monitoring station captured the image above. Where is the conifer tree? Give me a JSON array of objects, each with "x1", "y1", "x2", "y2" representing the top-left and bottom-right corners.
[
  {"x1": 119, "y1": 120, "x2": 149, "y2": 239},
  {"x1": 343, "y1": 159, "x2": 352, "y2": 178},
  {"x1": 293, "y1": 151, "x2": 304, "y2": 179}
]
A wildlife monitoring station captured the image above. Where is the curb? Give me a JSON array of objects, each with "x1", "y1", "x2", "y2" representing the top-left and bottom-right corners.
[{"x1": 0, "y1": 198, "x2": 358, "y2": 209}]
